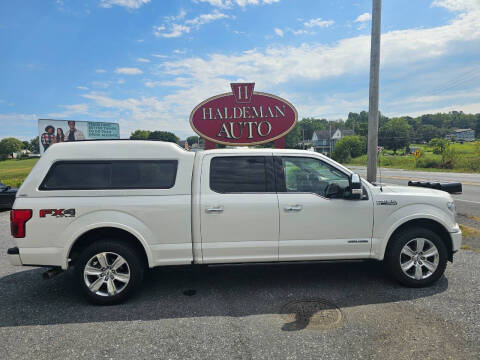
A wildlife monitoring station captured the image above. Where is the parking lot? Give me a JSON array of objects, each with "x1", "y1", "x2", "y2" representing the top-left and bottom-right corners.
[{"x1": 0, "y1": 211, "x2": 479, "y2": 360}]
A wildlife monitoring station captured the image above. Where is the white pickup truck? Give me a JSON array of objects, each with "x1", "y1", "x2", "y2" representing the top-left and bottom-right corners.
[{"x1": 8, "y1": 141, "x2": 462, "y2": 304}]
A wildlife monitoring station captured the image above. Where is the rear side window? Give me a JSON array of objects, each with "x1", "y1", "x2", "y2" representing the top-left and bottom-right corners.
[
  {"x1": 40, "y1": 160, "x2": 178, "y2": 190},
  {"x1": 210, "y1": 156, "x2": 273, "y2": 193}
]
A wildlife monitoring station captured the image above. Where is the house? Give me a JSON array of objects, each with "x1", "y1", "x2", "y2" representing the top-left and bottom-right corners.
[
  {"x1": 312, "y1": 129, "x2": 354, "y2": 155},
  {"x1": 446, "y1": 129, "x2": 475, "y2": 142}
]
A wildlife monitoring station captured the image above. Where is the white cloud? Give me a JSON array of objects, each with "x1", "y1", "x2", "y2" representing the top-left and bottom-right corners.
[
  {"x1": 274, "y1": 28, "x2": 283, "y2": 37},
  {"x1": 155, "y1": 23, "x2": 190, "y2": 38},
  {"x1": 154, "y1": 10, "x2": 229, "y2": 38},
  {"x1": 114, "y1": 67, "x2": 143, "y2": 75},
  {"x1": 185, "y1": 9, "x2": 228, "y2": 26},
  {"x1": 194, "y1": 0, "x2": 279, "y2": 8},
  {"x1": 432, "y1": 0, "x2": 480, "y2": 11},
  {"x1": 69, "y1": 6, "x2": 480, "y2": 138},
  {"x1": 0, "y1": 113, "x2": 38, "y2": 139},
  {"x1": 304, "y1": 18, "x2": 334, "y2": 28},
  {"x1": 99, "y1": 0, "x2": 150, "y2": 9},
  {"x1": 77, "y1": 86, "x2": 89, "y2": 90},
  {"x1": 137, "y1": 57, "x2": 150, "y2": 63},
  {"x1": 95, "y1": 69, "x2": 107, "y2": 73},
  {"x1": 355, "y1": 12, "x2": 371, "y2": 22},
  {"x1": 48, "y1": 104, "x2": 89, "y2": 118},
  {"x1": 152, "y1": 54, "x2": 168, "y2": 58}
]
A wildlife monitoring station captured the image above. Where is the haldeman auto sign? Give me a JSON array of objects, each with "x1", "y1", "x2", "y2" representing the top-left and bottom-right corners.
[{"x1": 190, "y1": 83, "x2": 298, "y2": 146}]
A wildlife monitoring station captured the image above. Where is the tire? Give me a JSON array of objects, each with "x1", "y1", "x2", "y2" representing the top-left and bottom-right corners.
[
  {"x1": 75, "y1": 239, "x2": 144, "y2": 305},
  {"x1": 384, "y1": 227, "x2": 448, "y2": 287}
]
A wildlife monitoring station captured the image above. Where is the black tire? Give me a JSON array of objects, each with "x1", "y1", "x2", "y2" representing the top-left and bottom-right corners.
[
  {"x1": 75, "y1": 239, "x2": 144, "y2": 305},
  {"x1": 384, "y1": 227, "x2": 448, "y2": 287}
]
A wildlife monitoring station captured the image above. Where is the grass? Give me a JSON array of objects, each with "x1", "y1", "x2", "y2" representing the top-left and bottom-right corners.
[
  {"x1": 345, "y1": 142, "x2": 480, "y2": 173},
  {"x1": 0, "y1": 158, "x2": 39, "y2": 188},
  {"x1": 459, "y1": 224, "x2": 480, "y2": 238}
]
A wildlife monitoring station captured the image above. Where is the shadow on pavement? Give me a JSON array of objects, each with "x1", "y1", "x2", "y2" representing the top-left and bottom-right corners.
[{"x1": 0, "y1": 260, "x2": 448, "y2": 329}]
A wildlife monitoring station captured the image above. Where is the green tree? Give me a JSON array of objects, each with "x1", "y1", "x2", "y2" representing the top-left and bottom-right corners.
[
  {"x1": 285, "y1": 124, "x2": 302, "y2": 149},
  {"x1": 0, "y1": 137, "x2": 24, "y2": 155},
  {"x1": 186, "y1": 136, "x2": 201, "y2": 146},
  {"x1": 429, "y1": 138, "x2": 449, "y2": 155},
  {"x1": 30, "y1": 137, "x2": 40, "y2": 153},
  {"x1": 130, "y1": 130, "x2": 151, "y2": 140},
  {"x1": 332, "y1": 136, "x2": 366, "y2": 163},
  {"x1": 148, "y1": 131, "x2": 179, "y2": 143},
  {"x1": 379, "y1": 118, "x2": 411, "y2": 154}
]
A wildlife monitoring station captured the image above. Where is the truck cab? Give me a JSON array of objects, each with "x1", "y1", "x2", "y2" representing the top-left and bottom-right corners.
[{"x1": 8, "y1": 141, "x2": 462, "y2": 304}]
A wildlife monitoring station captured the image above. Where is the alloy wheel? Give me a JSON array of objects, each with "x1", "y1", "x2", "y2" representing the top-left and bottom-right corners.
[
  {"x1": 399, "y1": 238, "x2": 439, "y2": 280},
  {"x1": 83, "y1": 252, "x2": 131, "y2": 297}
]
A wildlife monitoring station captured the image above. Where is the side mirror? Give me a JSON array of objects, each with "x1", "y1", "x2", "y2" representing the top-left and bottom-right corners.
[
  {"x1": 325, "y1": 183, "x2": 344, "y2": 199},
  {"x1": 349, "y1": 173, "x2": 363, "y2": 200}
]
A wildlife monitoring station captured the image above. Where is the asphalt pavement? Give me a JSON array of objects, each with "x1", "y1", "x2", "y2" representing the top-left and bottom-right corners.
[{"x1": 0, "y1": 211, "x2": 479, "y2": 359}]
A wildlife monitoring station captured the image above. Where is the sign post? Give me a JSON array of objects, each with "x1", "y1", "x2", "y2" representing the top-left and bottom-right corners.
[{"x1": 190, "y1": 83, "x2": 298, "y2": 148}]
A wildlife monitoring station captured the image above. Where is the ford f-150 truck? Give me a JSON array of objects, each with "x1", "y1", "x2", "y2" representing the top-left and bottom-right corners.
[{"x1": 8, "y1": 140, "x2": 462, "y2": 304}]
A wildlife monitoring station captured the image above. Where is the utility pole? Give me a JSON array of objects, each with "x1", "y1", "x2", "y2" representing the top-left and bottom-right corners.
[{"x1": 367, "y1": 0, "x2": 382, "y2": 183}]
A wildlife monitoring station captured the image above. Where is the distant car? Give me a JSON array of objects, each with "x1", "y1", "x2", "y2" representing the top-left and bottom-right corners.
[{"x1": 0, "y1": 182, "x2": 17, "y2": 209}]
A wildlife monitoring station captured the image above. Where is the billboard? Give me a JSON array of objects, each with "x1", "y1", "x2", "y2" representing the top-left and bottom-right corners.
[{"x1": 38, "y1": 119, "x2": 120, "y2": 154}]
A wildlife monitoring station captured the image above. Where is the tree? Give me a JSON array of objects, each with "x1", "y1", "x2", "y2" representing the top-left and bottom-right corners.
[
  {"x1": 379, "y1": 118, "x2": 411, "y2": 154},
  {"x1": 147, "y1": 131, "x2": 179, "y2": 143},
  {"x1": 0, "y1": 137, "x2": 24, "y2": 156},
  {"x1": 22, "y1": 141, "x2": 30, "y2": 150},
  {"x1": 332, "y1": 136, "x2": 366, "y2": 163},
  {"x1": 130, "y1": 130, "x2": 151, "y2": 140},
  {"x1": 429, "y1": 138, "x2": 449, "y2": 155},
  {"x1": 285, "y1": 124, "x2": 302, "y2": 149},
  {"x1": 30, "y1": 137, "x2": 40, "y2": 153},
  {"x1": 186, "y1": 136, "x2": 201, "y2": 146}
]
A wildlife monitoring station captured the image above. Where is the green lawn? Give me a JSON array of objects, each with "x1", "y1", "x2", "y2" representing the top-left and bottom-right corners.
[
  {"x1": 345, "y1": 142, "x2": 480, "y2": 173},
  {"x1": 0, "y1": 158, "x2": 39, "y2": 188}
]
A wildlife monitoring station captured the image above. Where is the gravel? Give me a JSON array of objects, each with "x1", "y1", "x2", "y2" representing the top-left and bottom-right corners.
[{"x1": 0, "y1": 211, "x2": 479, "y2": 359}]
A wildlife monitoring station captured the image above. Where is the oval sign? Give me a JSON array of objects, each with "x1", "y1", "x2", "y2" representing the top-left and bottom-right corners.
[{"x1": 190, "y1": 83, "x2": 298, "y2": 146}]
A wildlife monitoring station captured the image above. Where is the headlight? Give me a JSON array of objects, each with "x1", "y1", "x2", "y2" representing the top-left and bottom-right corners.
[{"x1": 447, "y1": 201, "x2": 456, "y2": 215}]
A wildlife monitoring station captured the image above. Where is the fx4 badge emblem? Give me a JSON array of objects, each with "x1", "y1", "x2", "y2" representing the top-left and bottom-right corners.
[
  {"x1": 40, "y1": 209, "x2": 76, "y2": 218},
  {"x1": 376, "y1": 200, "x2": 398, "y2": 206}
]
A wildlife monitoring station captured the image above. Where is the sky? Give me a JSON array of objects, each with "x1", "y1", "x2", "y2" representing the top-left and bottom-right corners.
[{"x1": 1, "y1": 0, "x2": 480, "y2": 140}]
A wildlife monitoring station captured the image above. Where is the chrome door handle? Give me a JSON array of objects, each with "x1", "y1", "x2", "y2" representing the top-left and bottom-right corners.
[
  {"x1": 205, "y1": 206, "x2": 224, "y2": 213},
  {"x1": 284, "y1": 205, "x2": 303, "y2": 212}
]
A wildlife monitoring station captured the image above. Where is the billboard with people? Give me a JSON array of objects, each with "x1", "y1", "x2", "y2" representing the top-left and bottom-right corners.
[{"x1": 38, "y1": 119, "x2": 120, "y2": 154}]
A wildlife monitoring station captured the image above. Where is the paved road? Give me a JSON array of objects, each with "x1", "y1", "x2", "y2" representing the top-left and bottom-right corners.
[
  {"x1": 350, "y1": 166, "x2": 480, "y2": 217},
  {"x1": 0, "y1": 212, "x2": 479, "y2": 359}
]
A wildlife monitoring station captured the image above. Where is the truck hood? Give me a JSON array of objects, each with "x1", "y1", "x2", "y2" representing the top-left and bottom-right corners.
[
  {"x1": 370, "y1": 183, "x2": 453, "y2": 202},
  {"x1": 379, "y1": 184, "x2": 447, "y2": 196}
]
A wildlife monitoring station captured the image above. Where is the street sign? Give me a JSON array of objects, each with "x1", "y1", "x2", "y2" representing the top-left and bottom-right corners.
[
  {"x1": 414, "y1": 150, "x2": 421, "y2": 158},
  {"x1": 190, "y1": 83, "x2": 298, "y2": 146}
]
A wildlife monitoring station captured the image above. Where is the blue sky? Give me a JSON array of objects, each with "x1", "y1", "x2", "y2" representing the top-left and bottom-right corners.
[{"x1": 1, "y1": 0, "x2": 480, "y2": 140}]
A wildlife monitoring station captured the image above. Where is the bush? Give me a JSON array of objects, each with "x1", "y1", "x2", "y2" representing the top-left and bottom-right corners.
[
  {"x1": 429, "y1": 138, "x2": 449, "y2": 155},
  {"x1": 440, "y1": 144, "x2": 458, "y2": 169},
  {"x1": 416, "y1": 157, "x2": 441, "y2": 168},
  {"x1": 332, "y1": 136, "x2": 366, "y2": 163}
]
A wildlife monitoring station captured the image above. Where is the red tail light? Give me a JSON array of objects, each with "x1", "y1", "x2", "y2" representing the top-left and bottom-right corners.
[{"x1": 10, "y1": 209, "x2": 32, "y2": 238}]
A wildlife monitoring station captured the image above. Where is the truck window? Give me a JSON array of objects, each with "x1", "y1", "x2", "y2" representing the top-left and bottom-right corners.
[
  {"x1": 40, "y1": 160, "x2": 177, "y2": 190},
  {"x1": 277, "y1": 157, "x2": 349, "y2": 196},
  {"x1": 210, "y1": 156, "x2": 272, "y2": 193}
]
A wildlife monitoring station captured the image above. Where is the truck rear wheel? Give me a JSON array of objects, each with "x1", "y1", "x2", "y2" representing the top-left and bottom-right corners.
[
  {"x1": 75, "y1": 240, "x2": 144, "y2": 305},
  {"x1": 385, "y1": 227, "x2": 448, "y2": 287}
]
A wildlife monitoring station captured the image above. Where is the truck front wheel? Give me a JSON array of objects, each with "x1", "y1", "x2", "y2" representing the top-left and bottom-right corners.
[
  {"x1": 75, "y1": 240, "x2": 144, "y2": 304},
  {"x1": 385, "y1": 227, "x2": 448, "y2": 287}
]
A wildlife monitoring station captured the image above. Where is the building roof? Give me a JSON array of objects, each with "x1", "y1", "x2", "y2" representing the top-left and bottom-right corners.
[
  {"x1": 452, "y1": 128, "x2": 474, "y2": 133},
  {"x1": 312, "y1": 130, "x2": 331, "y2": 140}
]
